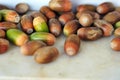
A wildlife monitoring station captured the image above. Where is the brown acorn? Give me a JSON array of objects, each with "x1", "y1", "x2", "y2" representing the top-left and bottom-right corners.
[
  {"x1": 64, "y1": 34, "x2": 80, "y2": 56},
  {"x1": 21, "y1": 15, "x2": 34, "y2": 34},
  {"x1": 0, "y1": 21, "x2": 17, "y2": 30},
  {"x1": 59, "y1": 12, "x2": 75, "y2": 25},
  {"x1": 34, "y1": 46, "x2": 59, "y2": 64},
  {"x1": 97, "y1": 2, "x2": 115, "y2": 14},
  {"x1": 111, "y1": 37, "x2": 120, "y2": 51},
  {"x1": 77, "y1": 27, "x2": 103, "y2": 41},
  {"x1": 40, "y1": 6, "x2": 56, "y2": 19},
  {"x1": 63, "y1": 20, "x2": 80, "y2": 36},
  {"x1": 0, "y1": 29, "x2": 5, "y2": 38},
  {"x1": 49, "y1": 18, "x2": 62, "y2": 37},
  {"x1": 21, "y1": 40, "x2": 46, "y2": 56},
  {"x1": 94, "y1": 19, "x2": 114, "y2": 37}
]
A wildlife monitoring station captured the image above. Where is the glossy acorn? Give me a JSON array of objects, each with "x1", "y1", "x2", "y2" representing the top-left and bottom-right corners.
[
  {"x1": 0, "y1": 29, "x2": 5, "y2": 38},
  {"x1": 64, "y1": 34, "x2": 80, "y2": 56},
  {"x1": 34, "y1": 46, "x2": 59, "y2": 64},
  {"x1": 63, "y1": 20, "x2": 80, "y2": 36},
  {"x1": 30, "y1": 32, "x2": 56, "y2": 46},
  {"x1": 0, "y1": 9, "x2": 20, "y2": 23},
  {"x1": 77, "y1": 27, "x2": 103, "y2": 41},
  {"x1": 15, "y1": 3, "x2": 29, "y2": 14},
  {"x1": 40, "y1": 6, "x2": 56, "y2": 19},
  {"x1": 6, "y1": 29, "x2": 29, "y2": 46},
  {"x1": 77, "y1": 4, "x2": 96, "y2": 12},
  {"x1": 97, "y1": 2, "x2": 115, "y2": 14},
  {"x1": 111, "y1": 37, "x2": 120, "y2": 51},
  {"x1": 94, "y1": 19, "x2": 114, "y2": 37},
  {"x1": 103, "y1": 11, "x2": 120, "y2": 24},
  {"x1": 0, "y1": 38, "x2": 9, "y2": 54},
  {"x1": 49, "y1": 0, "x2": 72, "y2": 12},
  {"x1": 59, "y1": 12, "x2": 75, "y2": 25},
  {"x1": 0, "y1": 21, "x2": 17, "y2": 30},
  {"x1": 33, "y1": 16, "x2": 49, "y2": 32},
  {"x1": 49, "y1": 18, "x2": 62, "y2": 37},
  {"x1": 21, "y1": 15, "x2": 34, "y2": 34},
  {"x1": 21, "y1": 40, "x2": 46, "y2": 56}
]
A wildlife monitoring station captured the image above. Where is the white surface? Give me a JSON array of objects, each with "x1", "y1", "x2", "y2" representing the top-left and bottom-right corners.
[{"x1": 0, "y1": 0, "x2": 120, "y2": 80}]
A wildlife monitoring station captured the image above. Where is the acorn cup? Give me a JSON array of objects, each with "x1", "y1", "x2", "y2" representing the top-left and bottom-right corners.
[
  {"x1": 33, "y1": 16, "x2": 49, "y2": 32},
  {"x1": 0, "y1": 21, "x2": 17, "y2": 30},
  {"x1": 64, "y1": 34, "x2": 80, "y2": 56},
  {"x1": 21, "y1": 40, "x2": 46, "y2": 56},
  {"x1": 30, "y1": 32, "x2": 56, "y2": 46},
  {"x1": 34, "y1": 46, "x2": 59, "y2": 64},
  {"x1": 6, "y1": 29, "x2": 29, "y2": 46},
  {"x1": 49, "y1": 18, "x2": 62, "y2": 37},
  {"x1": 63, "y1": 20, "x2": 80, "y2": 36},
  {"x1": 59, "y1": 12, "x2": 75, "y2": 25},
  {"x1": 21, "y1": 15, "x2": 34, "y2": 34},
  {"x1": 0, "y1": 9, "x2": 20, "y2": 23},
  {"x1": 40, "y1": 6, "x2": 56, "y2": 19}
]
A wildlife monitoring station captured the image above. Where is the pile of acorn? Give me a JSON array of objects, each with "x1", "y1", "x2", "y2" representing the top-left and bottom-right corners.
[{"x1": 0, "y1": 0, "x2": 120, "y2": 64}]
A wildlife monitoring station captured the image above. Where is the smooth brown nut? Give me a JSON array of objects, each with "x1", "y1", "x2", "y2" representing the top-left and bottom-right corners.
[
  {"x1": 49, "y1": 0, "x2": 72, "y2": 12},
  {"x1": 77, "y1": 4, "x2": 96, "y2": 12},
  {"x1": 79, "y1": 12, "x2": 93, "y2": 27},
  {"x1": 111, "y1": 37, "x2": 120, "y2": 51},
  {"x1": 0, "y1": 22, "x2": 17, "y2": 30},
  {"x1": 114, "y1": 28, "x2": 120, "y2": 37},
  {"x1": 49, "y1": 18, "x2": 62, "y2": 37},
  {"x1": 64, "y1": 34, "x2": 80, "y2": 56},
  {"x1": 77, "y1": 27, "x2": 103, "y2": 41},
  {"x1": 15, "y1": 3, "x2": 29, "y2": 14},
  {"x1": 0, "y1": 30, "x2": 5, "y2": 38},
  {"x1": 103, "y1": 11, "x2": 120, "y2": 24},
  {"x1": 34, "y1": 46, "x2": 59, "y2": 64},
  {"x1": 59, "y1": 12, "x2": 75, "y2": 25},
  {"x1": 40, "y1": 6, "x2": 56, "y2": 19},
  {"x1": 63, "y1": 20, "x2": 80, "y2": 36},
  {"x1": 97, "y1": 2, "x2": 115, "y2": 14},
  {"x1": 21, "y1": 40, "x2": 46, "y2": 56},
  {"x1": 94, "y1": 19, "x2": 114, "y2": 37},
  {"x1": 21, "y1": 15, "x2": 34, "y2": 34},
  {"x1": 0, "y1": 38, "x2": 9, "y2": 54}
]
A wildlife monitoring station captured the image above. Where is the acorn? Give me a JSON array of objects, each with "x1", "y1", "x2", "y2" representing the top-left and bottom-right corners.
[
  {"x1": 34, "y1": 46, "x2": 59, "y2": 64},
  {"x1": 94, "y1": 19, "x2": 114, "y2": 37},
  {"x1": 15, "y1": 3, "x2": 29, "y2": 14},
  {"x1": 114, "y1": 28, "x2": 120, "y2": 37},
  {"x1": 49, "y1": 0, "x2": 72, "y2": 12},
  {"x1": 97, "y1": 2, "x2": 115, "y2": 14},
  {"x1": 0, "y1": 21, "x2": 17, "y2": 30},
  {"x1": 21, "y1": 15, "x2": 34, "y2": 34},
  {"x1": 0, "y1": 29, "x2": 5, "y2": 38},
  {"x1": 6, "y1": 29, "x2": 29, "y2": 46},
  {"x1": 33, "y1": 16, "x2": 49, "y2": 32},
  {"x1": 64, "y1": 34, "x2": 80, "y2": 56},
  {"x1": 21, "y1": 40, "x2": 46, "y2": 56},
  {"x1": 0, "y1": 9, "x2": 20, "y2": 23},
  {"x1": 77, "y1": 4, "x2": 96, "y2": 12},
  {"x1": 30, "y1": 32, "x2": 56, "y2": 46},
  {"x1": 103, "y1": 11, "x2": 120, "y2": 24},
  {"x1": 0, "y1": 38, "x2": 9, "y2": 54},
  {"x1": 77, "y1": 27, "x2": 103, "y2": 41},
  {"x1": 111, "y1": 37, "x2": 120, "y2": 51},
  {"x1": 59, "y1": 12, "x2": 75, "y2": 25},
  {"x1": 63, "y1": 20, "x2": 80, "y2": 36},
  {"x1": 49, "y1": 18, "x2": 62, "y2": 37},
  {"x1": 40, "y1": 6, "x2": 56, "y2": 19}
]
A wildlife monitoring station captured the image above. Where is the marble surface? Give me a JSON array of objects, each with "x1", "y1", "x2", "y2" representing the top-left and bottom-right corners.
[{"x1": 0, "y1": 0, "x2": 120, "y2": 80}]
